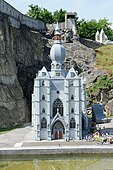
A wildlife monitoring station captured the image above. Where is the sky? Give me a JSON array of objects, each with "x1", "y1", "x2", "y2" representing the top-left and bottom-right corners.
[{"x1": 5, "y1": 0, "x2": 113, "y2": 25}]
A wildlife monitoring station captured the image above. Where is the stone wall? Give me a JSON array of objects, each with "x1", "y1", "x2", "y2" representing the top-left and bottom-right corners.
[
  {"x1": 0, "y1": 11, "x2": 51, "y2": 128},
  {"x1": 79, "y1": 38, "x2": 104, "y2": 49},
  {"x1": 0, "y1": 0, "x2": 46, "y2": 31}
]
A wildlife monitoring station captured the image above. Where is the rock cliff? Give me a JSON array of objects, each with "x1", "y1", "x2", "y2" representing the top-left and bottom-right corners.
[{"x1": 0, "y1": 12, "x2": 50, "y2": 128}]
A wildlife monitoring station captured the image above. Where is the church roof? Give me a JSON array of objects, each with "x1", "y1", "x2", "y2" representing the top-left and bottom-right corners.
[
  {"x1": 66, "y1": 66, "x2": 78, "y2": 78},
  {"x1": 37, "y1": 66, "x2": 50, "y2": 78}
]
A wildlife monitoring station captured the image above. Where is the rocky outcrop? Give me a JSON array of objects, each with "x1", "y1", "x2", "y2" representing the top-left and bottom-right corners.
[
  {"x1": 0, "y1": 12, "x2": 50, "y2": 128},
  {"x1": 79, "y1": 38, "x2": 104, "y2": 49},
  {"x1": 64, "y1": 40, "x2": 105, "y2": 87},
  {"x1": 48, "y1": 37, "x2": 105, "y2": 88},
  {"x1": 100, "y1": 90, "x2": 113, "y2": 116},
  {"x1": 105, "y1": 99, "x2": 113, "y2": 116}
]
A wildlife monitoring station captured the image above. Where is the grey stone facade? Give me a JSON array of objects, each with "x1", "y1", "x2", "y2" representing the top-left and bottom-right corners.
[{"x1": 32, "y1": 23, "x2": 88, "y2": 141}]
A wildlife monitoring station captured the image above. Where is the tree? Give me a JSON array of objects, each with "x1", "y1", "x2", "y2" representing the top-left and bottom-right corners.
[
  {"x1": 40, "y1": 8, "x2": 53, "y2": 24},
  {"x1": 27, "y1": 4, "x2": 53, "y2": 24},
  {"x1": 27, "y1": 5, "x2": 41, "y2": 20},
  {"x1": 27, "y1": 5, "x2": 66, "y2": 24},
  {"x1": 77, "y1": 18, "x2": 113, "y2": 40},
  {"x1": 53, "y1": 9, "x2": 66, "y2": 23}
]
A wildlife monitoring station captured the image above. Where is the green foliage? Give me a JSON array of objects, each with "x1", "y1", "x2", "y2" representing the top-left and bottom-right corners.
[
  {"x1": 27, "y1": 4, "x2": 53, "y2": 23},
  {"x1": 87, "y1": 75, "x2": 113, "y2": 106},
  {"x1": 87, "y1": 75, "x2": 113, "y2": 95},
  {"x1": 53, "y1": 9, "x2": 66, "y2": 23},
  {"x1": 27, "y1": 5, "x2": 66, "y2": 24},
  {"x1": 77, "y1": 18, "x2": 113, "y2": 40}
]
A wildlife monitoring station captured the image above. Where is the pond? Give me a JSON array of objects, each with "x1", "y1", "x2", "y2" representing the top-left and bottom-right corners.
[{"x1": 0, "y1": 154, "x2": 113, "y2": 170}]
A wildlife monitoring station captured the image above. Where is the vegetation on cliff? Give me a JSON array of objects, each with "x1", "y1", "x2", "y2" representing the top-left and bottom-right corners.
[
  {"x1": 87, "y1": 45, "x2": 113, "y2": 107},
  {"x1": 96, "y1": 45, "x2": 113, "y2": 76},
  {"x1": 87, "y1": 75, "x2": 113, "y2": 106}
]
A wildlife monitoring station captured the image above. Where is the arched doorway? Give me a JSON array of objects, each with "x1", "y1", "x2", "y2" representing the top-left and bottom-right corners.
[
  {"x1": 53, "y1": 98, "x2": 63, "y2": 117},
  {"x1": 52, "y1": 121, "x2": 65, "y2": 140}
]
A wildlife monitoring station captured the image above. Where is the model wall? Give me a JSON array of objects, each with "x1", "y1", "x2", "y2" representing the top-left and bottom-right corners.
[{"x1": 0, "y1": 0, "x2": 46, "y2": 30}]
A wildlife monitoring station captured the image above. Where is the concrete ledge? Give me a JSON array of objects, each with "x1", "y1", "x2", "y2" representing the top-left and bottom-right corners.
[{"x1": 1, "y1": 146, "x2": 113, "y2": 159}]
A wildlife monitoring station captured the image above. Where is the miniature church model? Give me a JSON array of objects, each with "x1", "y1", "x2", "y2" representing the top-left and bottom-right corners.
[
  {"x1": 32, "y1": 23, "x2": 88, "y2": 141},
  {"x1": 95, "y1": 29, "x2": 108, "y2": 44}
]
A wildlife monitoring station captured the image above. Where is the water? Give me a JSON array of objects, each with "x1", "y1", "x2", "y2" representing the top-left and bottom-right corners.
[{"x1": 0, "y1": 154, "x2": 113, "y2": 170}]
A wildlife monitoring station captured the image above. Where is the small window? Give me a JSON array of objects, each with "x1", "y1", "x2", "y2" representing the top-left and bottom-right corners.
[
  {"x1": 56, "y1": 91, "x2": 60, "y2": 94},
  {"x1": 42, "y1": 81, "x2": 44, "y2": 86},
  {"x1": 71, "y1": 72, "x2": 75, "y2": 77},
  {"x1": 42, "y1": 72, "x2": 46, "y2": 76},
  {"x1": 51, "y1": 64, "x2": 55, "y2": 69},
  {"x1": 70, "y1": 118, "x2": 75, "y2": 128},
  {"x1": 42, "y1": 95, "x2": 45, "y2": 100},
  {"x1": 71, "y1": 108, "x2": 74, "y2": 113},
  {"x1": 70, "y1": 80, "x2": 73, "y2": 86},
  {"x1": 56, "y1": 72, "x2": 60, "y2": 76},
  {"x1": 71, "y1": 95, "x2": 74, "y2": 100},
  {"x1": 42, "y1": 108, "x2": 45, "y2": 113},
  {"x1": 56, "y1": 64, "x2": 60, "y2": 69},
  {"x1": 41, "y1": 118, "x2": 47, "y2": 128}
]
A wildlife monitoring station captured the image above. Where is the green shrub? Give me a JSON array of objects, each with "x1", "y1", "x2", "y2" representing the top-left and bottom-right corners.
[{"x1": 87, "y1": 75, "x2": 113, "y2": 106}]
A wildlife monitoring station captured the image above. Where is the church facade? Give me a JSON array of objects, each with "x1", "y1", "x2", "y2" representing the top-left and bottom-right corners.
[{"x1": 32, "y1": 23, "x2": 88, "y2": 141}]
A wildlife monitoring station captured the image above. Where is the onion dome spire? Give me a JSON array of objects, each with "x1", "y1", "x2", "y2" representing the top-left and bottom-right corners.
[{"x1": 50, "y1": 23, "x2": 66, "y2": 65}]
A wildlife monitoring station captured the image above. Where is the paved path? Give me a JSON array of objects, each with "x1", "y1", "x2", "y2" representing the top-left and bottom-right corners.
[
  {"x1": 0, "y1": 124, "x2": 97, "y2": 148},
  {"x1": 0, "y1": 119, "x2": 113, "y2": 148},
  {"x1": 0, "y1": 124, "x2": 35, "y2": 147}
]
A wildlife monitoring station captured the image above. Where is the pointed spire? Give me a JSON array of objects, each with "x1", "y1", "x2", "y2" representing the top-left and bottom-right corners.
[
  {"x1": 100, "y1": 29, "x2": 104, "y2": 33},
  {"x1": 54, "y1": 22, "x2": 61, "y2": 35},
  {"x1": 96, "y1": 30, "x2": 99, "y2": 35}
]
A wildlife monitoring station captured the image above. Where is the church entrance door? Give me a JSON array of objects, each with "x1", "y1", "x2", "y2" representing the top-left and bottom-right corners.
[
  {"x1": 55, "y1": 131, "x2": 58, "y2": 139},
  {"x1": 52, "y1": 121, "x2": 64, "y2": 140},
  {"x1": 59, "y1": 131, "x2": 62, "y2": 139}
]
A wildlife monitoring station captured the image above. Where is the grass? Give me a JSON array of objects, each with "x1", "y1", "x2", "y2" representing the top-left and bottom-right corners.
[{"x1": 96, "y1": 45, "x2": 113, "y2": 76}]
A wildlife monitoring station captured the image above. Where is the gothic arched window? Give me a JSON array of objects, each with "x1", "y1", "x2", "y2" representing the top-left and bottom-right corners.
[
  {"x1": 42, "y1": 108, "x2": 45, "y2": 113},
  {"x1": 70, "y1": 80, "x2": 73, "y2": 86},
  {"x1": 42, "y1": 95, "x2": 45, "y2": 100},
  {"x1": 42, "y1": 81, "x2": 44, "y2": 86},
  {"x1": 70, "y1": 118, "x2": 75, "y2": 128},
  {"x1": 71, "y1": 72, "x2": 75, "y2": 77},
  {"x1": 56, "y1": 64, "x2": 60, "y2": 69},
  {"x1": 71, "y1": 95, "x2": 74, "y2": 100},
  {"x1": 71, "y1": 108, "x2": 74, "y2": 113},
  {"x1": 51, "y1": 64, "x2": 55, "y2": 69},
  {"x1": 53, "y1": 98, "x2": 63, "y2": 117},
  {"x1": 42, "y1": 72, "x2": 46, "y2": 76},
  {"x1": 41, "y1": 118, "x2": 47, "y2": 128}
]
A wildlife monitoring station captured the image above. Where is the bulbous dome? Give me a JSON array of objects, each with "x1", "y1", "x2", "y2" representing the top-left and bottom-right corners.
[
  {"x1": 50, "y1": 43, "x2": 66, "y2": 64},
  {"x1": 50, "y1": 23, "x2": 66, "y2": 64}
]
